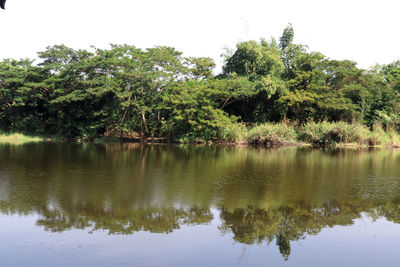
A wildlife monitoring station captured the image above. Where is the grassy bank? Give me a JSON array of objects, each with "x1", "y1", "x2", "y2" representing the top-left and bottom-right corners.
[
  {"x1": 81, "y1": 122, "x2": 400, "y2": 148},
  {"x1": 219, "y1": 122, "x2": 400, "y2": 147},
  {"x1": 2, "y1": 122, "x2": 400, "y2": 148},
  {"x1": 0, "y1": 133, "x2": 44, "y2": 144}
]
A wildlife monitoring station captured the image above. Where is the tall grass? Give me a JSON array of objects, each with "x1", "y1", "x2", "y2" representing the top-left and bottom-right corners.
[
  {"x1": 219, "y1": 122, "x2": 298, "y2": 145},
  {"x1": 368, "y1": 124, "x2": 400, "y2": 146},
  {"x1": 299, "y1": 121, "x2": 370, "y2": 145},
  {"x1": 220, "y1": 123, "x2": 248, "y2": 143},
  {"x1": 219, "y1": 121, "x2": 400, "y2": 147},
  {"x1": 246, "y1": 123, "x2": 298, "y2": 145},
  {"x1": 299, "y1": 122, "x2": 400, "y2": 146}
]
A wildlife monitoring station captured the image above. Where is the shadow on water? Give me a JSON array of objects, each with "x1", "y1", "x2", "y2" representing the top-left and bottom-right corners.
[{"x1": 1, "y1": 143, "x2": 400, "y2": 260}]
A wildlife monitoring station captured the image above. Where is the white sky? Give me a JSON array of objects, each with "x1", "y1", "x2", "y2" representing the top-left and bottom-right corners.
[{"x1": 1, "y1": 0, "x2": 399, "y2": 72}]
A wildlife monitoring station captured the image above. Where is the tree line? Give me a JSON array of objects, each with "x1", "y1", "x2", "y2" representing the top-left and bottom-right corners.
[{"x1": 1, "y1": 24, "x2": 399, "y2": 142}]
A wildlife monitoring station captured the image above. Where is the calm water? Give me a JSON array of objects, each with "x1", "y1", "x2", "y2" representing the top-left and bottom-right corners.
[{"x1": 1, "y1": 143, "x2": 400, "y2": 266}]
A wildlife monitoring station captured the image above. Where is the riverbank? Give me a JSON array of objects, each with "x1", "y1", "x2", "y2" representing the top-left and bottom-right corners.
[
  {"x1": 92, "y1": 121, "x2": 400, "y2": 148},
  {"x1": 210, "y1": 121, "x2": 400, "y2": 148},
  {"x1": 2, "y1": 122, "x2": 399, "y2": 148}
]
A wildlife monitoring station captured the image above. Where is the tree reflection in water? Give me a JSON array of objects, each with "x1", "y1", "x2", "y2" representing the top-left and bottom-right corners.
[{"x1": 1, "y1": 143, "x2": 400, "y2": 260}]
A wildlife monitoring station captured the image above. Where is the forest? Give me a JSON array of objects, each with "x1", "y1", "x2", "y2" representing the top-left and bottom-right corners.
[{"x1": 1, "y1": 25, "x2": 400, "y2": 145}]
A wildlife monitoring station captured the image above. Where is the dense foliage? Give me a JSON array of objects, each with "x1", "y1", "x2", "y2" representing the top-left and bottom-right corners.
[{"x1": 1, "y1": 25, "x2": 399, "y2": 141}]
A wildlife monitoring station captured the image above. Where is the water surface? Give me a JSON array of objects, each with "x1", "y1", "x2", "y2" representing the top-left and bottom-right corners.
[{"x1": 1, "y1": 143, "x2": 400, "y2": 266}]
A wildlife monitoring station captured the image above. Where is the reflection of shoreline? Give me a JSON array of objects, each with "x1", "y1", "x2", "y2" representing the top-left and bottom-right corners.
[
  {"x1": 0, "y1": 172, "x2": 10, "y2": 201},
  {"x1": 0, "y1": 199, "x2": 399, "y2": 260},
  {"x1": 1, "y1": 143, "x2": 400, "y2": 260}
]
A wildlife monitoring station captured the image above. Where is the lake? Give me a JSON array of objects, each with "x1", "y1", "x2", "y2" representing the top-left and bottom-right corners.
[{"x1": 1, "y1": 143, "x2": 400, "y2": 266}]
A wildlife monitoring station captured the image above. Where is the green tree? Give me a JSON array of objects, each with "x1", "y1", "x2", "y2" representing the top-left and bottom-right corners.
[{"x1": 221, "y1": 39, "x2": 287, "y2": 122}]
